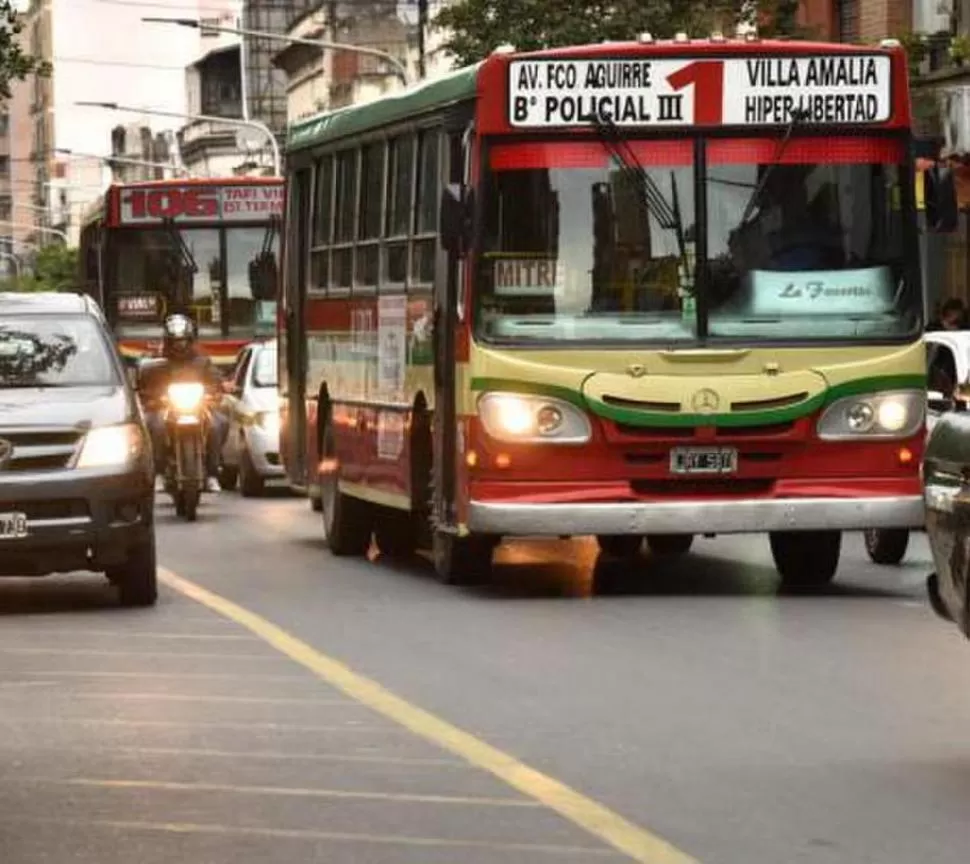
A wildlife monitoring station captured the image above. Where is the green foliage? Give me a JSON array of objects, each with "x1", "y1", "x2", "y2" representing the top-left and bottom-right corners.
[
  {"x1": 433, "y1": 0, "x2": 805, "y2": 67},
  {"x1": 0, "y1": 0, "x2": 51, "y2": 101},
  {"x1": 0, "y1": 245, "x2": 79, "y2": 293}
]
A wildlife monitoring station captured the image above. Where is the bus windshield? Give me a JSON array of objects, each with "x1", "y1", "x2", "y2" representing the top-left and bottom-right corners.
[
  {"x1": 476, "y1": 136, "x2": 918, "y2": 345},
  {"x1": 111, "y1": 224, "x2": 279, "y2": 338}
]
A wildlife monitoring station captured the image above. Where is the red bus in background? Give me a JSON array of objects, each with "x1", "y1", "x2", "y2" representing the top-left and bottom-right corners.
[{"x1": 78, "y1": 176, "x2": 284, "y2": 369}]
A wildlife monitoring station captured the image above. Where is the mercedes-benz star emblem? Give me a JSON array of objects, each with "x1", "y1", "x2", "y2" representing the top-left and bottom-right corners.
[
  {"x1": 690, "y1": 388, "x2": 720, "y2": 413},
  {"x1": 0, "y1": 438, "x2": 13, "y2": 468}
]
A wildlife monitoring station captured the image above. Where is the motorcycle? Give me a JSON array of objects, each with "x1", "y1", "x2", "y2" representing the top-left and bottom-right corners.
[{"x1": 162, "y1": 379, "x2": 210, "y2": 522}]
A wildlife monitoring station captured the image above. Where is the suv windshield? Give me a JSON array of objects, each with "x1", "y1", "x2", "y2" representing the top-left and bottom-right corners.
[
  {"x1": 476, "y1": 135, "x2": 918, "y2": 345},
  {"x1": 0, "y1": 315, "x2": 119, "y2": 388},
  {"x1": 252, "y1": 345, "x2": 277, "y2": 387}
]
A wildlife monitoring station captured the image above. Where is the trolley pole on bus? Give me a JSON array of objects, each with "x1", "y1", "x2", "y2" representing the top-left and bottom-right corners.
[
  {"x1": 141, "y1": 17, "x2": 410, "y2": 86},
  {"x1": 75, "y1": 102, "x2": 282, "y2": 177}
]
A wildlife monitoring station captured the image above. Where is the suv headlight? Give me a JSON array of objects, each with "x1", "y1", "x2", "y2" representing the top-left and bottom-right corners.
[
  {"x1": 477, "y1": 392, "x2": 591, "y2": 444},
  {"x1": 816, "y1": 390, "x2": 925, "y2": 440},
  {"x1": 76, "y1": 423, "x2": 145, "y2": 469}
]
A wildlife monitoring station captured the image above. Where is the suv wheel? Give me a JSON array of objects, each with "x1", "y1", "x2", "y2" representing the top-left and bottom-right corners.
[{"x1": 109, "y1": 535, "x2": 158, "y2": 607}]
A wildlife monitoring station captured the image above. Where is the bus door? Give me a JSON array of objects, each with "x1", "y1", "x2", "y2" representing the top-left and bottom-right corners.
[
  {"x1": 433, "y1": 126, "x2": 469, "y2": 528},
  {"x1": 283, "y1": 168, "x2": 312, "y2": 489}
]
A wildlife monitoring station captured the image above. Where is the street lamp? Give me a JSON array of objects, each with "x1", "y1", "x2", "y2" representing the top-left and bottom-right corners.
[
  {"x1": 56, "y1": 147, "x2": 187, "y2": 177},
  {"x1": 75, "y1": 101, "x2": 281, "y2": 176},
  {"x1": 142, "y1": 16, "x2": 410, "y2": 86}
]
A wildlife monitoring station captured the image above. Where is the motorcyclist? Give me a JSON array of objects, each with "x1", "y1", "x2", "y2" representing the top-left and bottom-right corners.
[{"x1": 140, "y1": 313, "x2": 227, "y2": 493}]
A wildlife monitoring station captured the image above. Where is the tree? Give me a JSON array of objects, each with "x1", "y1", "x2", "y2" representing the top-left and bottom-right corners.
[
  {"x1": 0, "y1": 1, "x2": 51, "y2": 100},
  {"x1": 0, "y1": 245, "x2": 79, "y2": 293},
  {"x1": 433, "y1": 0, "x2": 803, "y2": 68}
]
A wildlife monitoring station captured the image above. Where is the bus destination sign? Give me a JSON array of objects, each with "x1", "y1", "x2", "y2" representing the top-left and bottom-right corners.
[
  {"x1": 508, "y1": 55, "x2": 892, "y2": 128},
  {"x1": 119, "y1": 183, "x2": 284, "y2": 225}
]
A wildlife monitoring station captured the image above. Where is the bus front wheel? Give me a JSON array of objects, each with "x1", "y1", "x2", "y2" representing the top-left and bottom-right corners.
[
  {"x1": 432, "y1": 531, "x2": 494, "y2": 586},
  {"x1": 770, "y1": 530, "x2": 841, "y2": 590},
  {"x1": 320, "y1": 422, "x2": 372, "y2": 556}
]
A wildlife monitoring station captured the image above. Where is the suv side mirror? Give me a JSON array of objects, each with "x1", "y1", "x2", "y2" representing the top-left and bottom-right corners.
[
  {"x1": 439, "y1": 183, "x2": 473, "y2": 258},
  {"x1": 924, "y1": 164, "x2": 959, "y2": 233}
]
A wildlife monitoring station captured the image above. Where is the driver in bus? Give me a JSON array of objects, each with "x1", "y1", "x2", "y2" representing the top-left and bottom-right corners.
[{"x1": 140, "y1": 313, "x2": 227, "y2": 493}]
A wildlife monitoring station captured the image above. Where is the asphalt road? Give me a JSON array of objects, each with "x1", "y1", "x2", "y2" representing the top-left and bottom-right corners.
[{"x1": 2, "y1": 485, "x2": 970, "y2": 864}]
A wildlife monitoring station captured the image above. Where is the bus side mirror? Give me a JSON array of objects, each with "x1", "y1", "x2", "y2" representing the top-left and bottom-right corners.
[
  {"x1": 925, "y1": 165, "x2": 959, "y2": 233},
  {"x1": 440, "y1": 183, "x2": 472, "y2": 258}
]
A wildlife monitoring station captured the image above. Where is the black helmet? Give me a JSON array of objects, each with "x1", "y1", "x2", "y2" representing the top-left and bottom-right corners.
[{"x1": 162, "y1": 313, "x2": 196, "y2": 358}]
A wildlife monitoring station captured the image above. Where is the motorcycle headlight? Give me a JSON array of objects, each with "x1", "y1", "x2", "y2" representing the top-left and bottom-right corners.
[
  {"x1": 477, "y1": 392, "x2": 591, "y2": 444},
  {"x1": 76, "y1": 423, "x2": 145, "y2": 469},
  {"x1": 167, "y1": 382, "x2": 205, "y2": 413},
  {"x1": 817, "y1": 390, "x2": 925, "y2": 440}
]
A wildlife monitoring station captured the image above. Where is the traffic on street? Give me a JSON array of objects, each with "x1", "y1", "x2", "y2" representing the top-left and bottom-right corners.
[{"x1": 1, "y1": 492, "x2": 969, "y2": 864}]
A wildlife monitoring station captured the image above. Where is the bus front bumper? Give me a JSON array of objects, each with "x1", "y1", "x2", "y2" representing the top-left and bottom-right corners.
[{"x1": 466, "y1": 495, "x2": 925, "y2": 537}]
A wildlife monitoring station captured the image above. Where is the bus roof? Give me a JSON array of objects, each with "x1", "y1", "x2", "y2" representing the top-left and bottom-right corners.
[{"x1": 286, "y1": 37, "x2": 908, "y2": 151}]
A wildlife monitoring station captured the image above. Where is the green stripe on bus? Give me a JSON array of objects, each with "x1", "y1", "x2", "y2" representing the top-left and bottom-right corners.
[{"x1": 470, "y1": 374, "x2": 926, "y2": 428}]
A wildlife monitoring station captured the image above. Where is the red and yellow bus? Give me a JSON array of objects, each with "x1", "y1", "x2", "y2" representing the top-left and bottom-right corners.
[
  {"x1": 79, "y1": 176, "x2": 284, "y2": 369},
  {"x1": 280, "y1": 36, "x2": 955, "y2": 587}
]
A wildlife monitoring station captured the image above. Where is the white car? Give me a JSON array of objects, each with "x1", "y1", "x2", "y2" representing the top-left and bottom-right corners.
[
  {"x1": 217, "y1": 339, "x2": 284, "y2": 496},
  {"x1": 863, "y1": 329, "x2": 970, "y2": 564}
]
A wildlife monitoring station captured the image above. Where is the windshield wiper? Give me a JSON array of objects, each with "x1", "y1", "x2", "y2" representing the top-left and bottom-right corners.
[
  {"x1": 737, "y1": 108, "x2": 810, "y2": 228},
  {"x1": 162, "y1": 216, "x2": 198, "y2": 274},
  {"x1": 592, "y1": 113, "x2": 690, "y2": 280}
]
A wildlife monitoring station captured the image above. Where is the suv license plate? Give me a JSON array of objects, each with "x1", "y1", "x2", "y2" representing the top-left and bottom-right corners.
[
  {"x1": 669, "y1": 447, "x2": 738, "y2": 475},
  {"x1": 0, "y1": 512, "x2": 28, "y2": 540}
]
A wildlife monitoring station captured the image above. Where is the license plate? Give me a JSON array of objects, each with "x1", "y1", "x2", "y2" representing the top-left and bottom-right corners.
[
  {"x1": 669, "y1": 447, "x2": 738, "y2": 475},
  {"x1": 0, "y1": 512, "x2": 28, "y2": 540}
]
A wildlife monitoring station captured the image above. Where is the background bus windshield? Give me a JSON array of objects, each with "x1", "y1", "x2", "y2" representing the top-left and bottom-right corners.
[
  {"x1": 477, "y1": 136, "x2": 917, "y2": 344},
  {"x1": 111, "y1": 225, "x2": 279, "y2": 339}
]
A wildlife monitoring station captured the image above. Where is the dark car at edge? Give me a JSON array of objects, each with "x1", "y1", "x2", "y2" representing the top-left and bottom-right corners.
[{"x1": 0, "y1": 292, "x2": 157, "y2": 605}]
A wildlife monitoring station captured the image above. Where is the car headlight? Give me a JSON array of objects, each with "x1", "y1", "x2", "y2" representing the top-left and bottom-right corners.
[
  {"x1": 816, "y1": 390, "x2": 925, "y2": 440},
  {"x1": 477, "y1": 392, "x2": 591, "y2": 444},
  {"x1": 76, "y1": 423, "x2": 145, "y2": 469},
  {"x1": 167, "y1": 382, "x2": 205, "y2": 413}
]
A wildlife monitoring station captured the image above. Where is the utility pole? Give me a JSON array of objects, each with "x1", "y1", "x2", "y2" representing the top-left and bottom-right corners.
[{"x1": 417, "y1": 0, "x2": 427, "y2": 79}]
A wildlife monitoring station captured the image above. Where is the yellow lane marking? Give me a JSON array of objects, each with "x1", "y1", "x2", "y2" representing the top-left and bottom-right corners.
[
  {"x1": 34, "y1": 777, "x2": 540, "y2": 807},
  {"x1": 0, "y1": 816, "x2": 620, "y2": 856},
  {"x1": 161, "y1": 568, "x2": 700, "y2": 864},
  {"x1": 3, "y1": 744, "x2": 465, "y2": 766},
  {"x1": 8, "y1": 717, "x2": 400, "y2": 733}
]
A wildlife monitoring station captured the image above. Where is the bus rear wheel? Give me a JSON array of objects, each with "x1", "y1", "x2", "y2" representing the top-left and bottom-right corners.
[
  {"x1": 646, "y1": 534, "x2": 693, "y2": 557},
  {"x1": 596, "y1": 535, "x2": 643, "y2": 559},
  {"x1": 320, "y1": 422, "x2": 372, "y2": 556},
  {"x1": 770, "y1": 530, "x2": 841, "y2": 590},
  {"x1": 863, "y1": 528, "x2": 909, "y2": 565},
  {"x1": 432, "y1": 531, "x2": 494, "y2": 585}
]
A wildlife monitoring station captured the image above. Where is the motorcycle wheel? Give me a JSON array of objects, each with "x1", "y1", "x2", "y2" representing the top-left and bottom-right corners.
[{"x1": 183, "y1": 489, "x2": 199, "y2": 522}]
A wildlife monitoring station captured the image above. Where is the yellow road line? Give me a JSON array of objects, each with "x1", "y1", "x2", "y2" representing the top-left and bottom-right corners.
[
  {"x1": 2, "y1": 744, "x2": 465, "y2": 766},
  {"x1": 37, "y1": 777, "x2": 540, "y2": 807},
  {"x1": 160, "y1": 567, "x2": 700, "y2": 864},
  {"x1": 0, "y1": 815, "x2": 620, "y2": 856}
]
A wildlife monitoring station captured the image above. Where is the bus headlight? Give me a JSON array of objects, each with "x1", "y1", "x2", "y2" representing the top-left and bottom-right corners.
[
  {"x1": 477, "y1": 393, "x2": 591, "y2": 444},
  {"x1": 817, "y1": 390, "x2": 924, "y2": 440}
]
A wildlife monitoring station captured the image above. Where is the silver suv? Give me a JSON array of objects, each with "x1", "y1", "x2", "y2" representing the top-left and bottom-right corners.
[{"x1": 0, "y1": 292, "x2": 157, "y2": 605}]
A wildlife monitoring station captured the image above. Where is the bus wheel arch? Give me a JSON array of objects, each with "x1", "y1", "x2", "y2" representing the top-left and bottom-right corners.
[{"x1": 318, "y1": 393, "x2": 371, "y2": 556}]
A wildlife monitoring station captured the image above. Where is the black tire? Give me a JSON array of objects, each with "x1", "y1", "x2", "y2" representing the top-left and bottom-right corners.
[
  {"x1": 310, "y1": 495, "x2": 323, "y2": 512},
  {"x1": 218, "y1": 464, "x2": 238, "y2": 491},
  {"x1": 596, "y1": 535, "x2": 643, "y2": 559},
  {"x1": 646, "y1": 534, "x2": 694, "y2": 557},
  {"x1": 863, "y1": 528, "x2": 909, "y2": 565},
  {"x1": 239, "y1": 445, "x2": 265, "y2": 498},
  {"x1": 432, "y1": 531, "x2": 494, "y2": 585},
  {"x1": 770, "y1": 530, "x2": 841, "y2": 590},
  {"x1": 183, "y1": 489, "x2": 199, "y2": 522},
  {"x1": 374, "y1": 509, "x2": 416, "y2": 559},
  {"x1": 110, "y1": 534, "x2": 158, "y2": 607},
  {"x1": 320, "y1": 421, "x2": 372, "y2": 556}
]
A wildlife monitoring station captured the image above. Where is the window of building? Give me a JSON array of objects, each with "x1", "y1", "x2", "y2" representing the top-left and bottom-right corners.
[
  {"x1": 0, "y1": 114, "x2": 9, "y2": 137},
  {"x1": 0, "y1": 157, "x2": 10, "y2": 180},
  {"x1": 836, "y1": 0, "x2": 859, "y2": 43}
]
